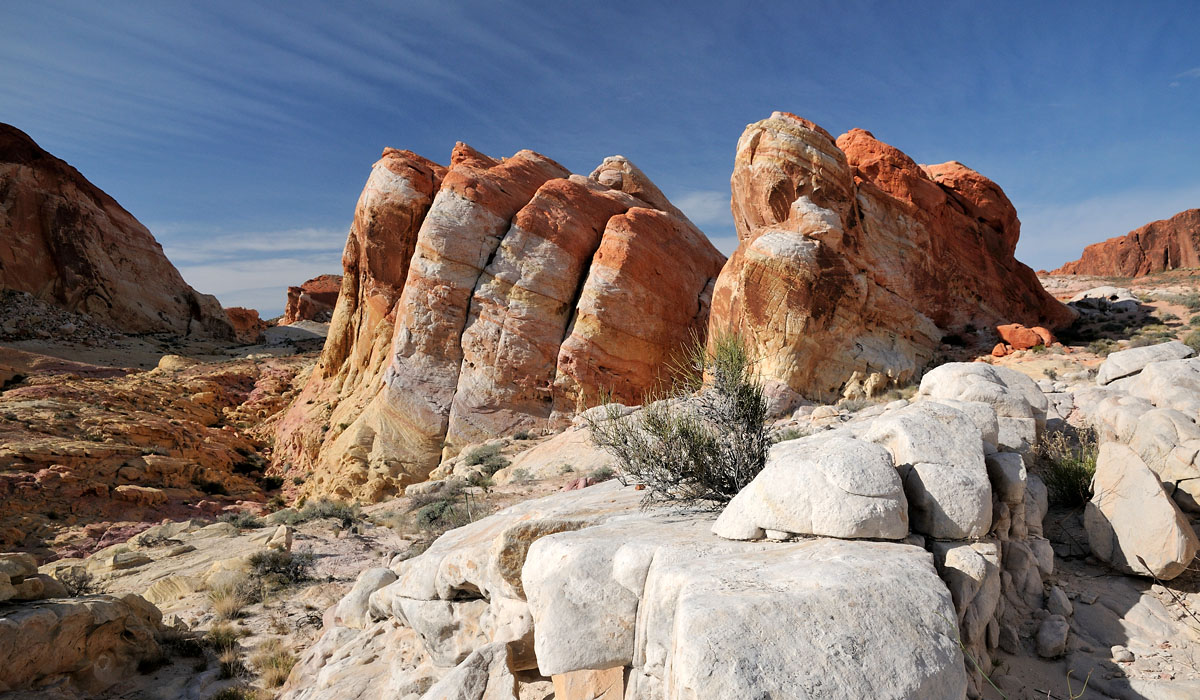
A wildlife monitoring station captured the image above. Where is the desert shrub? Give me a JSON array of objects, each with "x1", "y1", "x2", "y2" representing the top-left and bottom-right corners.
[
  {"x1": 1186, "y1": 331, "x2": 1200, "y2": 353},
  {"x1": 195, "y1": 478, "x2": 228, "y2": 496},
  {"x1": 587, "y1": 332, "x2": 769, "y2": 506},
  {"x1": 463, "y1": 444, "x2": 509, "y2": 475},
  {"x1": 559, "y1": 463, "x2": 574, "y2": 474},
  {"x1": 247, "y1": 550, "x2": 314, "y2": 586},
  {"x1": 414, "y1": 498, "x2": 472, "y2": 530},
  {"x1": 260, "y1": 475, "x2": 284, "y2": 491},
  {"x1": 58, "y1": 567, "x2": 103, "y2": 596},
  {"x1": 1036, "y1": 427, "x2": 1099, "y2": 508},
  {"x1": 589, "y1": 466, "x2": 616, "y2": 482},
  {"x1": 510, "y1": 468, "x2": 534, "y2": 483},
  {"x1": 205, "y1": 622, "x2": 240, "y2": 655},
  {"x1": 210, "y1": 688, "x2": 268, "y2": 700},
  {"x1": 771, "y1": 426, "x2": 811, "y2": 444},
  {"x1": 466, "y1": 473, "x2": 493, "y2": 491},
  {"x1": 1087, "y1": 339, "x2": 1118, "y2": 357},
  {"x1": 837, "y1": 397, "x2": 869, "y2": 412},
  {"x1": 1127, "y1": 337, "x2": 1155, "y2": 348},
  {"x1": 250, "y1": 638, "x2": 296, "y2": 688},
  {"x1": 1158, "y1": 311, "x2": 1180, "y2": 323},
  {"x1": 276, "y1": 499, "x2": 361, "y2": 528},
  {"x1": 209, "y1": 582, "x2": 250, "y2": 620},
  {"x1": 513, "y1": 430, "x2": 532, "y2": 440},
  {"x1": 218, "y1": 511, "x2": 263, "y2": 529}
]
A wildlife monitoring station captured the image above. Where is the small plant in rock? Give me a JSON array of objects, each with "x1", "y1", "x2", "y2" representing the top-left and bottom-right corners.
[
  {"x1": 510, "y1": 468, "x2": 534, "y2": 484},
  {"x1": 218, "y1": 511, "x2": 263, "y2": 529},
  {"x1": 58, "y1": 567, "x2": 103, "y2": 596},
  {"x1": 771, "y1": 426, "x2": 812, "y2": 444},
  {"x1": 463, "y1": 444, "x2": 510, "y2": 475},
  {"x1": 1087, "y1": 339, "x2": 1118, "y2": 357},
  {"x1": 247, "y1": 550, "x2": 314, "y2": 587},
  {"x1": 260, "y1": 475, "x2": 284, "y2": 491},
  {"x1": 1036, "y1": 426, "x2": 1099, "y2": 508},
  {"x1": 588, "y1": 466, "x2": 615, "y2": 482},
  {"x1": 559, "y1": 463, "x2": 574, "y2": 474},
  {"x1": 587, "y1": 332, "x2": 769, "y2": 507},
  {"x1": 512, "y1": 430, "x2": 532, "y2": 440},
  {"x1": 277, "y1": 499, "x2": 361, "y2": 528},
  {"x1": 250, "y1": 638, "x2": 296, "y2": 688},
  {"x1": 209, "y1": 582, "x2": 251, "y2": 620},
  {"x1": 195, "y1": 478, "x2": 228, "y2": 496},
  {"x1": 837, "y1": 397, "x2": 869, "y2": 413},
  {"x1": 1186, "y1": 331, "x2": 1200, "y2": 353}
]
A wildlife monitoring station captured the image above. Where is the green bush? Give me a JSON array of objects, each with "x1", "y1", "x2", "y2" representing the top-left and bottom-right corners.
[
  {"x1": 276, "y1": 499, "x2": 361, "y2": 528},
  {"x1": 1186, "y1": 331, "x2": 1200, "y2": 353},
  {"x1": 463, "y1": 444, "x2": 509, "y2": 475},
  {"x1": 218, "y1": 511, "x2": 263, "y2": 529},
  {"x1": 1036, "y1": 427, "x2": 1099, "y2": 507},
  {"x1": 247, "y1": 550, "x2": 313, "y2": 586},
  {"x1": 587, "y1": 333, "x2": 769, "y2": 506}
]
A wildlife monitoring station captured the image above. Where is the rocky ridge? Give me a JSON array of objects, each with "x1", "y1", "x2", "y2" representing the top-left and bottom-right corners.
[
  {"x1": 282, "y1": 275, "x2": 343, "y2": 325},
  {"x1": 1054, "y1": 209, "x2": 1200, "y2": 278},
  {"x1": 0, "y1": 123, "x2": 232, "y2": 338}
]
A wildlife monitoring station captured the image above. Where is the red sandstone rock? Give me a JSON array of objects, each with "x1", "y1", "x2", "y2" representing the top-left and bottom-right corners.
[
  {"x1": 225, "y1": 307, "x2": 267, "y2": 344},
  {"x1": 275, "y1": 144, "x2": 724, "y2": 501},
  {"x1": 0, "y1": 124, "x2": 232, "y2": 337},
  {"x1": 1053, "y1": 209, "x2": 1200, "y2": 277},
  {"x1": 997, "y1": 324, "x2": 1044, "y2": 350},
  {"x1": 282, "y1": 274, "x2": 342, "y2": 325},
  {"x1": 992, "y1": 343, "x2": 1009, "y2": 358},
  {"x1": 709, "y1": 112, "x2": 1074, "y2": 401}
]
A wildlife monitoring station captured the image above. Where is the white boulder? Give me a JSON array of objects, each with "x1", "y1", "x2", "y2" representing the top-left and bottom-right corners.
[{"x1": 1096, "y1": 340, "x2": 1194, "y2": 386}]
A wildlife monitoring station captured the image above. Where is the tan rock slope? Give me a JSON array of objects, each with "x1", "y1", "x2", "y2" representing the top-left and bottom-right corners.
[
  {"x1": 0, "y1": 123, "x2": 232, "y2": 338},
  {"x1": 282, "y1": 274, "x2": 343, "y2": 324},
  {"x1": 275, "y1": 146, "x2": 724, "y2": 501},
  {"x1": 1053, "y1": 208, "x2": 1200, "y2": 277},
  {"x1": 710, "y1": 112, "x2": 1074, "y2": 401}
]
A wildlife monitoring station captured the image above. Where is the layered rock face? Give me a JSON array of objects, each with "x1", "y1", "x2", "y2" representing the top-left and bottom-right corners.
[
  {"x1": 709, "y1": 112, "x2": 1073, "y2": 401},
  {"x1": 282, "y1": 274, "x2": 343, "y2": 324},
  {"x1": 1054, "y1": 209, "x2": 1200, "y2": 277},
  {"x1": 275, "y1": 146, "x2": 724, "y2": 501},
  {"x1": 225, "y1": 306, "x2": 267, "y2": 344},
  {"x1": 0, "y1": 124, "x2": 232, "y2": 337}
]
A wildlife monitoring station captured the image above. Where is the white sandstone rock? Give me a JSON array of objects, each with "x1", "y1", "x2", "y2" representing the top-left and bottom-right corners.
[
  {"x1": 918, "y1": 363, "x2": 1047, "y2": 455},
  {"x1": 712, "y1": 435, "x2": 908, "y2": 541},
  {"x1": 1096, "y1": 340, "x2": 1194, "y2": 386},
  {"x1": 1085, "y1": 442, "x2": 1199, "y2": 580},
  {"x1": 335, "y1": 568, "x2": 398, "y2": 630}
]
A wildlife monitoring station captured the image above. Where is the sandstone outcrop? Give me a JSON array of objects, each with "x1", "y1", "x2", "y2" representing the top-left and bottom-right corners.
[
  {"x1": 1054, "y1": 208, "x2": 1200, "y2": 277},
  {"x1": 275, "y1": 145, "x2": 723, "y2": 502},
  {"x1": 0, "y1": 123, "x2": 232, "y2": 337},
  {"x1": 282, "y1": 274, "x2": 343, "y2": 325},
  {"x1": 225, "y1": 306, "x2": 268, "y2": 344},
  {"x1": 708, "y1": 112, "x2": 1073, "y2": 401}
]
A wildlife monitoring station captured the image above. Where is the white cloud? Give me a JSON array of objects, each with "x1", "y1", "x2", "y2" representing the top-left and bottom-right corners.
[
  {"x1": 673, "y1": 190, "x2": 732, "y2": 228},
  {"x1": 1177, "y1": 67, "x2": 1200, "y2": 79},
  {"x1": 1016, "y1": 184, "x2": 1200, "y2": 271},
  {"x1": 156, "y1": 226, "x2": 347, "y2": 265},
  {"x1": 177, "y1": 253, "x2": 344, "y2": 317}
]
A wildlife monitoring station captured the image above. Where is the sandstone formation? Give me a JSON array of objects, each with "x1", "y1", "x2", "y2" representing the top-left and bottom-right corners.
[
  {"x1": 225, "y1": 306, "x2": 268, "y2": 344},
  {"x1": 1054, "y1": 208, "x2": 1200, "y2": 277},
  {"x1": 283, "y1": 367, "x2": 1069, "y2": 699},
  {"x1": 282, "y1": 274, "x2": 343, "y2": 325},
  {"x1": 708, "y1": 112, "x2": 1073, "y2": 401},
  {"x1": 0, "y1": 123, "x2": 232, "y2": 337},
  {"x1": 275, "y1": 145, "x2": 723, "y2": 502}
]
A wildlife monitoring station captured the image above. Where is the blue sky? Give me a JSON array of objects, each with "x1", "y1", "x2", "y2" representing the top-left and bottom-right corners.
[{"x1": 3, "y1": 1, "x2": 1199, "y2": 315}]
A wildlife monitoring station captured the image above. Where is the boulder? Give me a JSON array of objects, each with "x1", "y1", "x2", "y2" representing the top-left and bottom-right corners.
[
  {"x1": 712, "y1": 435, "x2": 908, "y2": 541},
  {"x1": 0, "y1": 123, "x2": 232, "y2": 337},
  {"x1": 1128, "y1": 408, "x2": 1200, "y2": 511},
  {"x1": 1095, "y1": 340, "x2": 1194, "y2": 386},
  {"x1": 857, "y1": 401, "x2": 991, "y2": 539},
  {"x1": 1118, "y1": 357, "x2": 1200, "y2": 417},
  {"x1": 1035, "y1": 615, "x2": 1070, "y2": 658},
  {"x1": 0, "y1": 593, "x2": 164, "y2": 695},
  {"x1": 1085, "y1": 443, "x2": 1199, "y2": 579},
  {"x1": 225, "y1": 306, "x2": 268, "y2": 344},
  {"x1": 553, "y1": 668, "x2": 624, "y2": 700},
  {"x1": 707, "y1": 112, "x2": 1072, "y2": 402},
  {"x1": 996, "y1": 323, "x2": 1048, "y2": 350},
  {"x1": 334, "y1": 567, "x2": 398, "y2": 630},
  {"x1": 918, "y1": 363, "x2": 1047, "y2": 456},
  {"x1": 1054, "y1": 208, "x2": 1200, "y2": 277}
]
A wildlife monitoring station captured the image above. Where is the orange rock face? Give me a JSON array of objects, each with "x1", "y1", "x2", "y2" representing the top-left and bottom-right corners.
[
  {"x1": 1053, "y1": 209, "x2": 1200, "y2": 277},
  {"x1": 710, "y1": 112, "x2": 1074, "y2": 401},
  {"x1": 281, "y1": 274, "x2": 343, "y2": 324},
  {"x1": 275, "y1": 146, "x2": 724, "y2": 501},
  {"x1": 0, "y1": 124, "x2": 232, "y2": 337},
  {"x1": 225, "y1": 307, "x2": 267, "y2": 344}
]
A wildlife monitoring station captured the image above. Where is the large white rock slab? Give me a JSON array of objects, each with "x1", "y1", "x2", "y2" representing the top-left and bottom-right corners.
[
  {"x1": 1096, "y1": 340, "x2": 1194, "y2": 386},
  {"x1": 1120, "y1": 357, "x2": 1200, "y2": 417},
  {"x1": 858, "y1": 401, "x2": 991, "y2": 539},
  {"x1": 712, "y1": 435, "x2": 908, "y2": 541},
  {"x1": 918, "y1": 363, "x2": 1047, "y2": 455},
  {"x1": 1085, "y1": 442, "x2": 1200, "y2": 580}
]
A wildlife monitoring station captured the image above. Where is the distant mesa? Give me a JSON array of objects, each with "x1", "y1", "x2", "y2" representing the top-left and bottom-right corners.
[
  {"x1": 1053, "y1": 208, "x2": 1200, "y2": 277},
  {"x1": 282, "y1": 273, "x2": 342, "y2": 325},
  {"x1": 0, "y1": 123, "x2": 233, "y2": 338}
]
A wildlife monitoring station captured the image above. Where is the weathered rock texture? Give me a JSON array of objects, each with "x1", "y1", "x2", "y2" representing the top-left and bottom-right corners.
[
  {"x1": 1054, "y1": 209, "x2": 1200, "y2": 277},
  {"x1": 0, "y1": 123, "x2": 232, "y2": 337},
  {"x1": 275, "y1": 145, "x2": 724, "y2": 502},
  {"x1": 282, "y1": 274, "x2": 343, "y2": 325},
  {"x1": 225, "y1": 306, "x2": 267, "y2": 344},
  {"x1": 708, "y1": 112, "x2": 1073, "y2": 401}
]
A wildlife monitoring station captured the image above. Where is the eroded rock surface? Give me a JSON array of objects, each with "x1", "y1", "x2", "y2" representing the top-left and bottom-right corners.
[{"x1": 1054, "y1": 208, "x2": 1200, "y2": 277}]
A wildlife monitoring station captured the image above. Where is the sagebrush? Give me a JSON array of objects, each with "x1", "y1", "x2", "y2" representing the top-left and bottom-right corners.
[
  {"x1": 1036, "y1": 426, "x2": 1099, "y2": 507},
  {"x1": 586, "y1": 332, "x2": 768, "y2": 506}
]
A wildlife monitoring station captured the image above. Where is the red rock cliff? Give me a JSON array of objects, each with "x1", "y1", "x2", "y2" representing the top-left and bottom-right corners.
[
  {"x1": 1053, "y1": 209, "x2": 1200, "y2": 277},
  {"x1": 0, "y1": 124, "x2": 232, "y2": 337}
]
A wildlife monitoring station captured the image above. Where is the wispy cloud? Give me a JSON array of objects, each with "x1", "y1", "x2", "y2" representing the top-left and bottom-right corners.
[
  {"x1": 177, "y1": 253, "x2": 344, "y2": 316},
  {"x1": 155, "y1": 226, "x2": 347, "y2": 265},
  {"x1": 1177, "y1": 67, "x2": 1200, "y2": 79}
]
